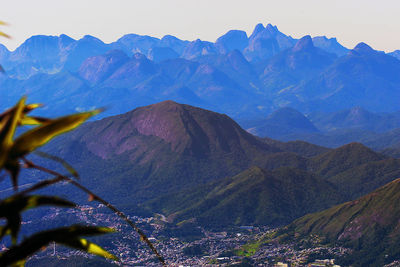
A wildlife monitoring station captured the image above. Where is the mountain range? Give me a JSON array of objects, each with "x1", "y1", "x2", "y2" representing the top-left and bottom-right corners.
[
  {"x1": 32, "y1": 101, "x2": 400, "y2": 229},
  {"x1": 1, "y1": 23, "x2": 399, "y2": 121},
  {"x1": 242, "y1": 106, "x2": 400, "y2": 151}
]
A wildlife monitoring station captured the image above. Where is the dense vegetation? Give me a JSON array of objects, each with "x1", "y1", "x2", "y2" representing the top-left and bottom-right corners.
[
  {"x1": 32, "y1": 101, "x2": 400, "y2": 231},
  {"x1": 284, "y1": 178, "x2": 400, "y2": 266}
]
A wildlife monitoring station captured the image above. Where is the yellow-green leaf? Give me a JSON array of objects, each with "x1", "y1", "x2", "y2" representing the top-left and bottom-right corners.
[
  {"x1": 0, "y1": 195, "x2": 75, "y2": 216},
  {"x1": 0, "y1": 98, "x2": 25, "y2": 147},
  {"x1": 19, "y1": 116, "x2": 50, "y2": 126},
  {"x1": 24, "y1": 103, "x2": 42, "y2": 112},
  {"x1": 62, "y1": 238, "x2": 118, "y2": 260},
  {"x1": 11, "y1": 259, "x2": 26, "y2": 267},
  {"x1": 10, "y1": 110, "x2": 100, "y2": 158},
  {"x1": 0, "y1": 98, "x2": 26, "y2": 168},
  {"x1": 0, "y1": 225, "x2": 116, "y2": 266},
  {"x1": 0, "y1": 31, "x2": 10, "y2": 39}
]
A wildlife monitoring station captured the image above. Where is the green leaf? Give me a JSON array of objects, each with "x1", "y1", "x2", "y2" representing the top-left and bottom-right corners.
[
  {"x1": 61, "y1": 238, "x2": 118, "y2": 260},
  {"x1": 10, "y1": 110, "x2": 100, "y2": 158}
]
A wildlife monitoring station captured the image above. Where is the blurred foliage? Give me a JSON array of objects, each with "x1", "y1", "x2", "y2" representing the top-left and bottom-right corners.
[
  {"x1": 0, "y1": 20, "x2": 10, "y2": 39},
  {"x1": 0, "y1": 20, "x2": 9, "y2": 73},
  {"x1": 0, "y1": 98, "x2": 118, "y2": 266}
]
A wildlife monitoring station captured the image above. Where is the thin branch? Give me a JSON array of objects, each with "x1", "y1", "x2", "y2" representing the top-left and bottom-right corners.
[
  {"x1": 17, "y1": 175, "x2": 66, "y2": 196},
  {"x1": 21, "y1": 158, "x2": 166, "y2": 266}
]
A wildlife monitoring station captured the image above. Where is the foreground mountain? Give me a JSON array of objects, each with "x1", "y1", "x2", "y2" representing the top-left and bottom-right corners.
[
  {"x1": 43, "y1": 100, "x2": 283, "y2": 203},
  {"x1": 308, "y1": 142, "x2": 400, "y2": 199},
  {"x1": 145, "y1": 141, "x2": 400, "y2": 227},
  {"x1": 261, "y1": 139, "x2": 331, "y2": 157},
  {"x1": 13, "y1": 101, "x2": 397, "y2": 237},
  {"x1": 287, "y1": 178, "x2": 400, "y2": 266},
  {"x1": 145, "y1": 166, "x2": 341, "y2": 228}
]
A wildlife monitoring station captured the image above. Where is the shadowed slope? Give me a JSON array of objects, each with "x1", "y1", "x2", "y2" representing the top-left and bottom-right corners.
[{"x1": 289, "y1": 178, "x2": 400, "y2": 266}]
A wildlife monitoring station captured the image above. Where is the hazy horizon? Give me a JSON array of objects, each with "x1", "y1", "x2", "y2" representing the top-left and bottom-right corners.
[{"x1": 0, "y1": 0, "x2": 399, "y2": 52}]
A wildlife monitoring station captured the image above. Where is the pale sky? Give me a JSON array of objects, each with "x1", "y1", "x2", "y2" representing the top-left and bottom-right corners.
[{"x1": 0, "y1": 0, "x2": 399, "y2": 52}]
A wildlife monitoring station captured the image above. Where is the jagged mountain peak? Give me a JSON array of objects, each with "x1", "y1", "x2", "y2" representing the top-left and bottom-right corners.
[
  {"x1": 352, "y1": 42, "x2": 375, "y2": 54},
  {"x1": 265, "y1": 23, "x2": 279, "y2": 34},
  {"x1": 215, "y1": 30, "x2": 248, "y2": 53},
  {"x1": 292, "y1": 35, "x2": 314, "y2": 52},
  {"x1": 78, "y1": 49, "x2": 130, "y2": 84},
  {"x1": 250, "y1": 23, "x2": 266, "y2": 38},
  {"x1": 249, "y1": 23, "x2": 282, "y2": 40}
]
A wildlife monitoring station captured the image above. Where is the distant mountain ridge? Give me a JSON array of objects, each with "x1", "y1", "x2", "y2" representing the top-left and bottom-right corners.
[
  {"x1": 247, "y1": 107, "x2": 319, "y2": 138},
  {"x1": 1, "y1": 23, "x2": 399, "y2": 124},
  {"x1": 0, "y1": 23, "x2": 352, "y2": 79}
]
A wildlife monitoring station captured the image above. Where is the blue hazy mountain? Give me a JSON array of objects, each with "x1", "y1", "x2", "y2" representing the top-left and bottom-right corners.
[
  {"x1": 259, "y1": 35, "x2": 337, "y2": 96},
  {"x1": 109, "y1": 33, "x2": 160, "y2": 56},
  {"x1": 181, "y1": 39, "x2": 218, "y2": 59},
  {"x1": 283, "y1": 42, "x2": 400, "y2": 112},
  {"x1": 1, "y1": 24, "x2": 400, "y2": 122},
  {"x1": 247, "y1": 107, "x2": 319, "y2": 138},
  {"x1": 215, "y1": 30, "x2": 249, "y2": 54},
  {"x1": 147, "y1": 46, "x2": 179, "y2": 62},
  {"x1": 78, "y1": 49, "x2": 131, "y2": 85},
  {"x1": 312, "y1": 36, "x2": 349, "y2": 57},
  {"x1": 309, "y1": 107, "x2": 400, "y2": 133},
  {"x1": 389, "y1": 50, "x2": 400, "y2": 60},
  {"x1": 243, "y1": 23, "x2": 296, "y2": 62}
]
